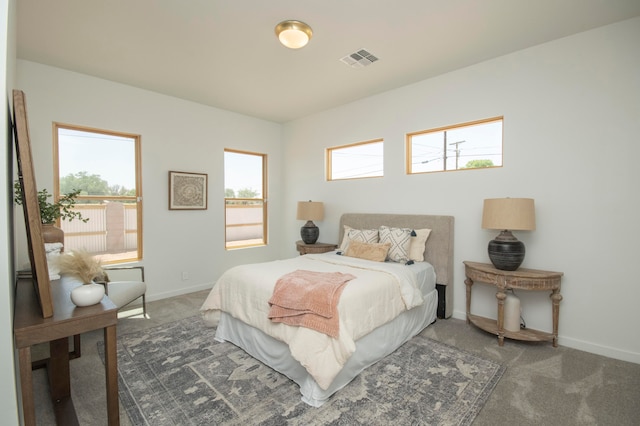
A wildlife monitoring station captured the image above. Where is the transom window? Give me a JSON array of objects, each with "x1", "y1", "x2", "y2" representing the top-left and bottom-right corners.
[
  {"x1": 406, "y1": 117, "x2": 503, "y2": 174},
  {"x1": 224, "y1": 149, "x2": 268, "y2": 249},
  {"x1": 54, "y1": 123, "x2": 142, "y2": 264},
  {"x1": 326, "y1": 138, "x2": 384, "y2": 181}
]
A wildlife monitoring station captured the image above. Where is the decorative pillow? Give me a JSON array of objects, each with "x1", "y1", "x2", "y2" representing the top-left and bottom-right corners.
[
  {"x1": 339, "y1": 226, "x2": 379, "y2": 251},
  {"x1": 379, "y1": 226, "x2": 412, "y2": 263},
  {"x1": 408, "y1": 228, "x2": 432, "y2": 262},
  {"x1": 339, "y1": 225, "x2": 353, "y2": 250},
  {"x1": 345, "y1": 240, "x2": 391, "y2": 262}
]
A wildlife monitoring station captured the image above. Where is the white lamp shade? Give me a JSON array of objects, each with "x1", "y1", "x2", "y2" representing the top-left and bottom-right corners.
[
  {"x1": 297, "y1": 201, "x2": 324, "y2": 221},
  {"x1": 482, "y1": 198, "x2": 536, "y2": 231}
]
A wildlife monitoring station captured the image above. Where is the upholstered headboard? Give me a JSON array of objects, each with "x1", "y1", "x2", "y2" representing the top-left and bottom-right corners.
[{"x1": 339, "y1": 213, "x2": 455, "y2": 318}]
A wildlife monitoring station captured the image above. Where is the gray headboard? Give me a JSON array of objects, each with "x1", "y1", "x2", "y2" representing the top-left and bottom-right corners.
[{"x1": 339, "y1": 213, "x2": 455, "y2": 318}]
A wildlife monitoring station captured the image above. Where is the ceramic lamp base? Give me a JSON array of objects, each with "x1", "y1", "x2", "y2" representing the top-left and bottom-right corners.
[
  {"x1": 300, "y1": 221, "x2": 319, "y2": 244},
  {"x1": 488, "y1": 230, "x2": 525, "y2": 271}
]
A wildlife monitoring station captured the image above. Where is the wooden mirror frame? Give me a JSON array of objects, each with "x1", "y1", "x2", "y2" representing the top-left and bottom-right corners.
[{"x1": 13, "y1": 90, "x2": 53, "y2": 318}]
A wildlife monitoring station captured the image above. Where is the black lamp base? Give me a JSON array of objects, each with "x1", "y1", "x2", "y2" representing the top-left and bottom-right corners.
[
  {"x1": 488, "y1": 230, "x2": 525, "y2": 271},
  {"x1": 300, "y1": 221, "x2": 319, "y2": 244}
]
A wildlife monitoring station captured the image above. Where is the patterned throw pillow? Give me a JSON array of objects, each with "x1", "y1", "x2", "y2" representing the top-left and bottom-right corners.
[
  {"x1": 379, "y1": 226, "x2": 412, "y2": 263},
  {"x1": 340, "y1": 225, "x2": 379, "y2": 251}
]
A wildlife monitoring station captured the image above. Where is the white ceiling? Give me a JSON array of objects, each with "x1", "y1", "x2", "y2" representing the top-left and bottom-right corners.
[{"x1": 16, "y1": 0, "x2": 640, "y2": 123}]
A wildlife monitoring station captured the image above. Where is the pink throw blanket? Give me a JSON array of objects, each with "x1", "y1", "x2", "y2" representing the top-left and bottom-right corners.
[{"x1": 268, "y1": 270, "x2": 356, "y2": 338}]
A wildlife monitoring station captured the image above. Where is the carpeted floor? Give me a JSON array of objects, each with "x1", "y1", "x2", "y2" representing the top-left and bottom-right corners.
[
  {"x1": 31, "y1": 290, "x2": 640, "y2": 425},
  {"x1": 98, "y1": 316, "x2": 505, "y2": 425}
]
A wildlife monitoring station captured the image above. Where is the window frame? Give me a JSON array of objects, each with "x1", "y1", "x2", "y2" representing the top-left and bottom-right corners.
[
  {"x1": 53, "y1": 122, "x2": 143, "y2": 264},
  {"x1": 224, "y1": 148, "x2": 268, "y2": 250},
  {"x1": 406, "y1": 116, "x2": 503, "y2": 174},
  {"x1": 326, "y1": 138, "x2": 384, "y2": 181}
]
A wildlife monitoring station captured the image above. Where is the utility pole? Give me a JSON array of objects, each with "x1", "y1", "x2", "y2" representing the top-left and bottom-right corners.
[
  {"x1": 442, "y1": 132, "x2": 447, "y2": 170},
  {"x1": 449, "y1": 140, "x2": 465, "y2": 170}
]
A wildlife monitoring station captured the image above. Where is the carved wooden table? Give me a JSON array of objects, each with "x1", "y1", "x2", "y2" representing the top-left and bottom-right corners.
[
  {"x1": 296, "y1": 241, "x2": 338, "y2": 255},
  {"x1": 463, "y1": 261, "x2": 563, "y2": 347},
  {"x1": 14, "y1": 277, "x2": 119, "y2": 425}
]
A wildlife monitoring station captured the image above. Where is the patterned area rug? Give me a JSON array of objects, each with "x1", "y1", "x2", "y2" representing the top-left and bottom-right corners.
[{"x1": 99, "y1": 316, "x2": 504, "y2": 425}]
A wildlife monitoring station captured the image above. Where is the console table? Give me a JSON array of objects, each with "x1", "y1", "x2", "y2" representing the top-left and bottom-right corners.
[
  {"x1": 14, "y1": 277, "x2": 120, "y2": 425},
  {"x1": 463, "y1": 261, "x2": 563, "y2": 347}
]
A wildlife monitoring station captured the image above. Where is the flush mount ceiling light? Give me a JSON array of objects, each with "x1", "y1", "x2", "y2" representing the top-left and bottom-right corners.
[{"x1": 275, "y1": 20, "x2": 313, "y2": 49}]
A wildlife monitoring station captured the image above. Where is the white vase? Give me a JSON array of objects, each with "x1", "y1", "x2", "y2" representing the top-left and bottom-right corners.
[{"x1": 70, "y1": 283, "x2": 105, "y2": 307}]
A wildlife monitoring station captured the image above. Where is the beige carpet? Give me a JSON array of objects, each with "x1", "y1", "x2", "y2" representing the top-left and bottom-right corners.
[{"x1": 31, "y1": 290, "x2": 640, "y2": 425}]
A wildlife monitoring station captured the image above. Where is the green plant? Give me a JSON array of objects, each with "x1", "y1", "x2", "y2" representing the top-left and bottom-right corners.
[{"x1": 14, "y1": 181, "x2": 89, "y2": 225}]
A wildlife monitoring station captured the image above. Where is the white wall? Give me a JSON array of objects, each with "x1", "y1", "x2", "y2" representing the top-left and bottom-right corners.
[
  {"x1": 15, "y1": 60, "x2": 285, "y2": 301},
  {"x1": 282, "y1": 17, "x2": 640, "y2": 363},
  {"x1": 1, "y1": 0, "x2": 20, "y2": 423}
]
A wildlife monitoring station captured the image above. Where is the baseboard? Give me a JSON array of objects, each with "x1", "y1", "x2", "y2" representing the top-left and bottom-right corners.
[
  {"x1": 559, "y1": 336, "x2": 640, "y2": 364},
  {"x1": 451, "y1": 309, "x2": 639, "y2": 365},
  {"x1": 145, "y1": 282, "x2": 214, "y2": 302}
]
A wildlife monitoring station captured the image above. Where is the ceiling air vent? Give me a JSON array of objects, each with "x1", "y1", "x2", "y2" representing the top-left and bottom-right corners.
[{"x1": 340, "y1": 49, "x2": 379, "y2": 68}]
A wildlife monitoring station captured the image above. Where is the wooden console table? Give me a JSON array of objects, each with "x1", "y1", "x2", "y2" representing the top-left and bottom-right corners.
[
  {"x1": 14, "y1": 277, "x2": 120, "y2": 425},
  {"x1": 463, "y1": 261, "x2": 563, "y2": 347}
]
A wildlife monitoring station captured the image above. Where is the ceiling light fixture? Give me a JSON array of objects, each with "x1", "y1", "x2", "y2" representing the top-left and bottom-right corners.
[{"x1": 275, "y1": 20, "x2": 312, "y2": 49}]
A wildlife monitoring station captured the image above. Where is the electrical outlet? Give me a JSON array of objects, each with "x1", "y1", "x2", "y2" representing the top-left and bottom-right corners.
[{"x1": 182, "y1": 271, "x2": 189, "y2": 280}]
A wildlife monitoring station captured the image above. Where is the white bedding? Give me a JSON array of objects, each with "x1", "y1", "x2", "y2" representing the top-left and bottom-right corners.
[{"x1": 201, "y1": 252, "x2": 435, "y2": 392}]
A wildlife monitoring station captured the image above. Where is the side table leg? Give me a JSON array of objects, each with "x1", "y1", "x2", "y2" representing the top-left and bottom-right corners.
[
  {"x1": 19, "y1": 347, "x2": 36, "y2": 426},
  {"x1": 104, "y1": 325, "x2": 120, "y2": 425},
  {"x1": 464, "y1": 278, "x2": 473, "y2": 324},
  {"x1": 551, "y1": 289, "x2": 563, "y2": 348},
  {"x1": 496, "y1": 290, "x2": 507, "y2": 346}
]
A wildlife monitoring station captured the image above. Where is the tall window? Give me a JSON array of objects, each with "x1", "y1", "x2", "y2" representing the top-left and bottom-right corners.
[
  {"x1": 54, "y1": 123, "x2": 142, "y2": 263},
  {"x1": 406, "y1": 117, "x2": 503, "y2": 174},
  {"x1": 224, "y1": 149, "x2": 267, "y2": 249},
  {"x1": 326, "y1": 138, "x2": 384, "y2": 181}
]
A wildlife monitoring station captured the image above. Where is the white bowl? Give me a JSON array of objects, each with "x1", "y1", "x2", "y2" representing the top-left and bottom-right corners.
[{"x1": 70, "y1": 283, "x2": 105, "y2": 307}]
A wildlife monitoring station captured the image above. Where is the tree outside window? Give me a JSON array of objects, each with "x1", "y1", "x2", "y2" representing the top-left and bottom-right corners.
[{"x1": 54, "y1": 124, "x2": 142, "y2": 263}]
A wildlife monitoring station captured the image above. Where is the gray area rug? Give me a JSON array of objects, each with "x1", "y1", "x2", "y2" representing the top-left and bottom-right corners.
[{"x1": 98, "y1": 316, "x2": 505, "y2": 425}]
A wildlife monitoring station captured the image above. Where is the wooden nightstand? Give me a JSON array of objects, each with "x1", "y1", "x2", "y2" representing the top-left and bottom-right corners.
[
  {"x1": 296, "y1": 241, "x2": 338, "y2": 255},
  {"x1": 463, "y1": 261, "x2": 563, "y2": 347}
]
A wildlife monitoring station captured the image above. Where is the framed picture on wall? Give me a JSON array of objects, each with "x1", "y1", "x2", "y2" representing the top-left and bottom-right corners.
[{"x1": 168, "y1": 171, "x2": 208, "y2": 210}]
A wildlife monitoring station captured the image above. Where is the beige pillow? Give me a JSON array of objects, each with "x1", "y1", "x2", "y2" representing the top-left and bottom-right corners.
[
  {"x1": 345, "y1": 240, "x2": 391, "y2": 262},
  {"x1": 409, "y1": 228, "x2": 432, "y2": 262}
]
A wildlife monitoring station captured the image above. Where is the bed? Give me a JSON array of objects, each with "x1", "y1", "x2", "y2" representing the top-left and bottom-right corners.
[{"x1": 201, "y1": 213, "x2": 454, "y2": 407}]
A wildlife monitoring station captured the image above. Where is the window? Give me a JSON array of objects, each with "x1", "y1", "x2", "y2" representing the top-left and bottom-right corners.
[
  {"x1": 54, "y1": 123, "x2": 142, "y2": 264},
  {"x1": 406, "y1": 117, "x2": 503, "y2": 174},
  {"x1": 327, "y1": 139, "x2": 384, "y2": 181},
  {"x1": 224, "y1": 149, "x2": 267, "y2": 249}
]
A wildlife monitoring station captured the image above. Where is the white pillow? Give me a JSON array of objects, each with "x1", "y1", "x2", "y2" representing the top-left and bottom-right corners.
[
  {"x1": 340, "y1": 225, "x2": 379, "y2": 251},
  {"x1": 408, "y1": 228, "x2": 432, "y2": 262},
  {"x1": 379, "y1": 226, "x2": 412, "y2": 263}
]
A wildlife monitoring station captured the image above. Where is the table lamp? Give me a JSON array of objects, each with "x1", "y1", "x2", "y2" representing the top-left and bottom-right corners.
[
  {"x1": 482, "y1": 198, "x2": 535, "y2": 271},
  {"x1": 297, "y1": 201, "x2": 324, "y2": 244}
]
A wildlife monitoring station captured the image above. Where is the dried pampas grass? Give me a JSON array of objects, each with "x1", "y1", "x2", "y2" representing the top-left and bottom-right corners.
[{"x1": 52, "y1": 249, "x2": 105, "y2": 284}]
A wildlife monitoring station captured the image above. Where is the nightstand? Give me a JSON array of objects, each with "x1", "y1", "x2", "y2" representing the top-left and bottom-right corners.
[
  {"x1": 463, "y1": 261, "x2": 563, "y2": 347},
  {"x1": 296, "y1": 241, "x2": 338, "y2": 255}
]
